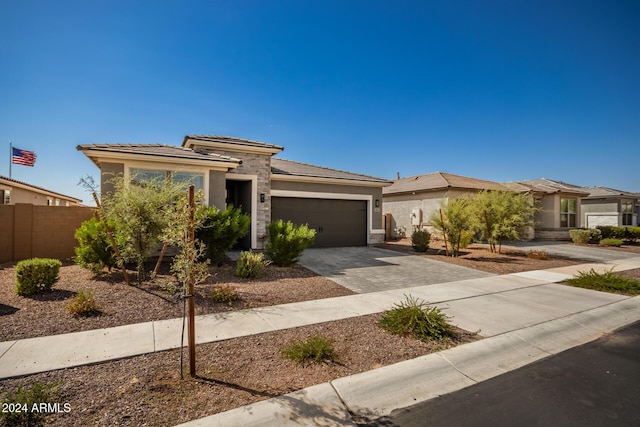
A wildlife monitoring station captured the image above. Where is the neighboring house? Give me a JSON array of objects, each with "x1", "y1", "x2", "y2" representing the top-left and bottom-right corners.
[
  {"x1": 573, "y1": 186, "x2": 640, "y2": 228},
  {"x1": 0, "y1": 175, "x2": 82, "y2": 206},
  {"x1": 382, "y1": 172, "x2": 507, "y2": 238},
  {"x1": 77, "y1": 135, "x2": 391, "y2": 249},
  {"x1": 503, "y1": 178, "x2": 589, "y2": 240}
]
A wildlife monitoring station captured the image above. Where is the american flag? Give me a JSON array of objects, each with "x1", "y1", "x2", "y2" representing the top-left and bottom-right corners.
[{"x1": 12, "y1": 147, "x2": 37, "y2": 167}]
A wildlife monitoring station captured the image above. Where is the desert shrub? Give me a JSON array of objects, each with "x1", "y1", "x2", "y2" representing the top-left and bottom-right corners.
[
  {"x1": 236, "y1": 251, "x2": 269, "y2": 278},
  {"x1": 282, "y1": 335, "x2": 336, "y2": 365},
  {"x1": 588, "y1": 228, "x2": 602, "y2": 243},
  {"x1": 600, "y1": 238, "x2": 623, "y2": 247},
  {"x1": 74, "y1": 216, "x2": 118, "y2": 274},
  {"x1": 209, "y1": 285, "x2": 240, "y2": 305},
  {"x1": 196, "y1": 206, "x2": 251, "y2": 263},
  {"x1": 527, "y1": 250, "x2": 549, "y2": 260},
  {"x1": 565, "y1": 268, "x2": 640, "y2": 295},
  {"x1": 378, "y1": 295, "x2": 454, "y2": 341},
  {"x1": 67, "y1": 289, "x2": 101, "y2": 316},
  {"x1": 411, "y1": 230, "x2": 431, "y2": 252},
  {"x1": 569, "y1": 229, "x2": 592, "y2": 245},
  {"x1": 265, "y1": 220, "x2": 316, "y2": 267},
  {"x1": 0, "y1": 381, "x2": 62, "y2": 426},
  {"x1": 597, "y1": 226, "x2": 625, "y2": 240},
  {"x1": 15, "y1": 258, "x2": 62, "y2": 296}
]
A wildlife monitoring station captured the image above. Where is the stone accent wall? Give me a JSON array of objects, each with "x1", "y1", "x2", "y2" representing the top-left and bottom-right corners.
[{"x1": 535, "y1": 229, "x2": 571, "y2": 241}]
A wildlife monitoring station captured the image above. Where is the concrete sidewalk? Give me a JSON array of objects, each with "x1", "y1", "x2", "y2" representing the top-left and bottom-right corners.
[{"x1": 1, "y1": 255, "x2": 639, "y2": 425}]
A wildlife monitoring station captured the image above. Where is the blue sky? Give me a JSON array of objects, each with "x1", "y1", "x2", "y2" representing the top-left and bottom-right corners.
[{"x1": 1, "y1": 0, "x2": 638, "y2": 204}]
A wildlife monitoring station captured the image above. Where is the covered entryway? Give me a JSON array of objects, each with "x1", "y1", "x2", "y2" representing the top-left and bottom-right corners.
[{"x1": 271, "y1": 197, "x2": 367, "y2": 247}]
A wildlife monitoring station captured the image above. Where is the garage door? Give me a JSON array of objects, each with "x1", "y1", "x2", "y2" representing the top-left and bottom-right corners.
[{"x1": 271, "y1": 197, "x2": 367, "y2": 247}]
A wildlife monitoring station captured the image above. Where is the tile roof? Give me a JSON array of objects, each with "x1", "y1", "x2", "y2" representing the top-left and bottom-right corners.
[
  {"x1": 504, "y1": 178, "x2": 589, "y2": 196},
  {"x1": 271, "y1": 158, "x2": 391, "y2": 184},
  {"x1": 183, "y1": 135, "x2": 284, "y2": 151},
  {"x1": 579, "y1": 186, "x2": 640, "y2": 199},
  {"x1": 383, "y1": 172, "x2": 506, "y2": 195},
  {"x1": 0, "y1": 175, "x2": 82, "y2": 202},
  {"x1": 76, "y1": 144, "x2": 242, "y2": 164}
]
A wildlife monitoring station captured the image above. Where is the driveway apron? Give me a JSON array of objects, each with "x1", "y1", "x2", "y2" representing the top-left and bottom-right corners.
[{"x1": 299, "y1": 247, "x2": 494, "y2": 293}]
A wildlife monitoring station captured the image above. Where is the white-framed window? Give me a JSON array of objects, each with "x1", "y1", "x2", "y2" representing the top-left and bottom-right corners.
[
  {"x1": 560, "y1": 198, "x2": 577, "y2": 228},
  {"x1": 622, "y1": 201, "x2": 633, "y2": 226},
  {"x1": 0, "y1": 189, "x2": 9, "y2": 205}
]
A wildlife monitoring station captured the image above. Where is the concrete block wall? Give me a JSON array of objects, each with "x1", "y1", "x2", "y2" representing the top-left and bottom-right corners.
[{"x1": 0, "y1": 204, "x2": 95, "y2": 263}]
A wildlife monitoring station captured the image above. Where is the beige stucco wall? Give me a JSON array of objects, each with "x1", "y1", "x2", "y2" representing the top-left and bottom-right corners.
[{"x1": 0, "y1": 184, "x2": 76, "y2": 206}]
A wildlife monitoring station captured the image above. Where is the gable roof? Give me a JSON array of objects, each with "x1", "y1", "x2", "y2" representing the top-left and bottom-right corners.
[
  {"x1": 503, "y1": 178, "x2": 589, "y2": 196},
  {"x1": 77, "y1": 143, "x2": 242, "y2": 168},
  {"x1": 182, "y1": 135, "x2": 284, "y2": 155},
  {"x1": 271, "y1": 158, "x2": 391, "y2": 185},
  {"x1": 383, "y1": 172, "x2": 506, "y2": 195},
  {"x1": 0, "y1": 175, "x2": 82, "y2": 203},
  {"x1": 579, "y1": 186, "x2": 640, "y2": 199}
]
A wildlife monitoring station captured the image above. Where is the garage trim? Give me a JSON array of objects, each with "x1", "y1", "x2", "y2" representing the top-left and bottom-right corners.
[{"x1": 271, "y1": 189, "x2": 382, "y2": 244}]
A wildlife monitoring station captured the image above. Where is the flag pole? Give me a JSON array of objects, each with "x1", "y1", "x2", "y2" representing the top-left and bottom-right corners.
[{"x1": 9, "y1": 142, "x2": 11, "y2": 178}]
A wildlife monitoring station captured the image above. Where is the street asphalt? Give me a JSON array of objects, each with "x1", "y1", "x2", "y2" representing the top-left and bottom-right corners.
[{"x1": 378, "y1": 320, "x2": 640, "y2": 427}]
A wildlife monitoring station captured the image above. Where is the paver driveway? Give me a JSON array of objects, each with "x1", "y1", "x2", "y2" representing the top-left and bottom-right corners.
[{"x1": 299, "y1": 246, "x2": 494, "y2": 293}]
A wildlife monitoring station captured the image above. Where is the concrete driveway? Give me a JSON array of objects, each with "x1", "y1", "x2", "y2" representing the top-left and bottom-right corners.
[
  {"x1": 299, "y1": 246, "x2": 493, "y2": 293},
  {"x1": 502, "y1": 241, "x2": 639, "y2": 263}
]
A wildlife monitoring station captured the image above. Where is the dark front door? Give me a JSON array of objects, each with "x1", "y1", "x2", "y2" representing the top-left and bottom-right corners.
[
  {"x1": 271, "y1": 197, "x2": 367, "y2": 247},
  {"x1": 226, "y1": 180, "x2": 252, "y2": 250}
]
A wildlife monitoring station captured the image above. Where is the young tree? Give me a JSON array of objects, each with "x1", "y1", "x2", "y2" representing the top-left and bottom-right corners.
[
  {"x1": 429, "y1": 197, "x2": 475, "y2": 257},
  {"x1": 472, "y1": 190, "x2": 536, "y2": 253},
  {"x1": 101, "y1": 174, "x2": 188, "y2": 284}
]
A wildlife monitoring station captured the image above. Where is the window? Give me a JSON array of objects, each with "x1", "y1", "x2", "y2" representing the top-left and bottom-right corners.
[
  {"x1": 560, "y1": 198, "x2": 577, "y2": 228},
  {"x1": 622, "y1": 201, "x2": 633, "y2": 226},
  {"x1": 0, "y1": 190, "x2": 9, "y2": 205},
  {"x1": 130, "y1": 169, "x2": 204, "y2": 193}
]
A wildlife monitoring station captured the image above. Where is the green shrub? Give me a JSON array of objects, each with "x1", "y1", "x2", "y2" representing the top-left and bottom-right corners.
[
  {"x1": 15, "y1": 258, "x2": 62, "y2": 296},
  {"x1": 0, "y1": 381, "x2": 62, "y2": 426},
  {"x1": 597, "y1": 226, "x2": 625, "y2": 240},
  {"x1": 236, "y1": 251, "x2": 269, "y2": 278},
  {"x1": 527, "y1": 250, "x2": 549, "y2": 260},
  {"x1": 378, "y1": 295, "x2": 454, "y2": 341},
  {"x1": 600, "y1": 238, "x2": 623, "y2": 247},
  {"x1": 282, "y1": 335, "x2": 336, "y2": 365},
  {"x1": 209, "y1": 284, "x2": 240, "y2": 305},
  {"x1": 67, "y1": 289, "x2": 101, "y2": 316},
  {"x1": 624, "y1": 226, "x2": 640, "y2": 243},
  {"x1": 411, "y1": 230, "x2": 431, "y2": 252},
  {"x1": 565, "y1": 268, "x2": 640, "y2": 295},
  {"x1": 588, "y1": 228, "x2": 602, "y2": 243},
  {"x1": 569, "y1": 229, "x2": 592, "y2": 245},
  {"x1": 74, "y1": 216, "x2": 118, "y2": 274},
  {"x1": 265, "y1": 220, "x2": 316, "y2": 267},
  {"x1": 196, "y1": 206, "x2": 251, "y2": 263}
]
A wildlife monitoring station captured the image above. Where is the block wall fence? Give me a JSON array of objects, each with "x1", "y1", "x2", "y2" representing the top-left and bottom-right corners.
[{"x1": 0, "y1": 204, "x2": 95, "y2": 264}]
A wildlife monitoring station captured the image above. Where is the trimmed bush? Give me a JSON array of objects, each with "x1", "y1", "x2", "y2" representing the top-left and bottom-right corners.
[
  {"x1": 265, "y1": 220, "x2": 316, "y2": 267},
  {"x1": 600, "y1": 238, "x2": 623, "y2": 247},
  {"x1": 569, "y1": 229, "x2": 592, "y2": 245},
  {"x1": 625, "y1": 226, "x2": 640, "y2": 243},
  {"x1": 411, "y1": 230, "x2": 431, "y2": 252},
  {"x1": 378, "y1": 295, "x2": 454, "y2": 341},
  {"x1": 282, "y1": 335, "x2": 336, "y2": 365},
  {"x1": 196, "y1": 206, "x2": 250, "y2": 263},
  {"x1": 15, "y1": 258, "x2": 62, "y2": 296},
  {"x1": 0, "y1": 381, "x2": 62, "y2": 426},
  {"x1": 67, "y1": 289, "x2": 101, "y2": 316},
  {"x1": 209, "y1": 284, "x2": 240, "y2": 305},
  {"x1": 597, "y1": 226, "x2": 625, "y2": 240},
  {"x1": 74, "y1": 216, "x2": 118, "y2": 274},
  {"x1": 236, "y1": 251, "x2": 269, "y2": 278}
]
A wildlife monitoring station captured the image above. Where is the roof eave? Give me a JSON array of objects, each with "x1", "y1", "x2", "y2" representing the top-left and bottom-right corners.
[{"x1": 272, "y1": 173, "x2": 391, "y2": 188}]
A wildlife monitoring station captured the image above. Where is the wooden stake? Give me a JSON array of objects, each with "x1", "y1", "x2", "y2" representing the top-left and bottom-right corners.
[
  {"x1": 187, "y1": 185, "x2": 196, "y2": 378},
  {"x1": 151, "y1": 242, "x2": 168, "y2": 279},
  {"x1": 93, "y1": 192, "x2": 131, "y2": 286}
]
